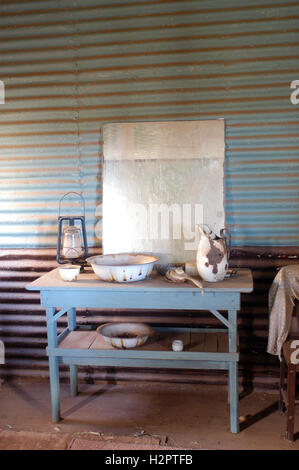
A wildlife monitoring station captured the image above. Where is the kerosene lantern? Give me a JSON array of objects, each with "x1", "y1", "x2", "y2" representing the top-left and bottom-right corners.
[{"x1": 57, "y1": 192, "x2": 88, "y2": 266}]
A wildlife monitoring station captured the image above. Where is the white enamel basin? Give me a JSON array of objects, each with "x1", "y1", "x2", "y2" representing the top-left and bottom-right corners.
[
  {"x1": 86, "y1": 253, "x2": 159, "y2": 282},
  {"x1": 97, "y1": 322, "x2": 154, "y2": 349}
]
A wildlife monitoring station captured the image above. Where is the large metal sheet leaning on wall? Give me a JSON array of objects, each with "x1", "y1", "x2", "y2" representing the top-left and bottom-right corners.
[{"x1": 102, "y1": 120, "x2": 225, "y2": 263}]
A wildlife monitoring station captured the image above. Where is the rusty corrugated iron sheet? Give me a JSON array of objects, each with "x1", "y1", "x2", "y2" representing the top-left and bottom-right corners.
[
  {"x1": 0, "y1": 0, "x2": 298, "y2": 247},
  {"x1": 0, "y1": 246, "x2": 299, "y2": 389}
]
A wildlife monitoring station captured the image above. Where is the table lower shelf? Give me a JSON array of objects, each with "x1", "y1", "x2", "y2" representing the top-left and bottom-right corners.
[
  {"x1": 46, "y1": 328, "x2": 238, "y2": 369},
  {"x1": 45, "y1": 327, "x2": 240, "y2": 432}
]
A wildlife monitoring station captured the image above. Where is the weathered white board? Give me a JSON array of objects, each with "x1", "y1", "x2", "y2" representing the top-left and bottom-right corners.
[
  {"x1": 103, "y1": 121, "x2": 225, "y2": 161},
  {"x1": 102, "y1": 120, "x2": 225, "y2": 264}
]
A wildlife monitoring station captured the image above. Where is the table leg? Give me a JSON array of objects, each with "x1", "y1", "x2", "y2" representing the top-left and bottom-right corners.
[
  {"x1": 67, "y1": 308, "x2": 78, "y2": 396},
  {"x1": 228, "y1": 310, "x2": 238, "y2": 353},
  {"x1": 67, "y1": 307, "x2": 76, "y2": 331},
  {"x1": 228, "y1": 309, "x2": 239, "y2": 433},
  {"x1": 70, "y1": 365, "x2": 78, "y2": 397},
  {"x1": 46, "y1": 307, "x2": 60, "y2": 422},
  {"x1": 49, "y1": 356, "x2": 60, "y2": 423},
  {"x1": 229, "y1": 362, "x2": 239, "y2": 433}
]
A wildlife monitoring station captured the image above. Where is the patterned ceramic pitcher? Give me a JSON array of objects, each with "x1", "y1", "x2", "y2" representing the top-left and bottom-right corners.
[{"x1": 196, "y1": 225, "x2": 231, "y2": 282}]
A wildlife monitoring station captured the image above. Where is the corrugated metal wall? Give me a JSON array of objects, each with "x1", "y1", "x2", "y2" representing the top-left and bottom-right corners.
[
  {"x1": 0, "y1": 0, "x2": 298, "y2": 246},
  {"x1": 0, "y1": 0, "x2": 298, "y2": 387},
  {"x1": 1, "y1": 246, "x2": 298, "y2": 389}
]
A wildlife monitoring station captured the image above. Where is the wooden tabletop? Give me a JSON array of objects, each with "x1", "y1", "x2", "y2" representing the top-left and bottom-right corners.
[{"x1": 26, "y1": 267, "x2": 253, "y2": 293}]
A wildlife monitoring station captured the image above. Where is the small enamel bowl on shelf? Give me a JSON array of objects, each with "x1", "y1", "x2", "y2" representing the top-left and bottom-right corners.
[
  {"x1": 97, "y1": 322, "x2": 154, "y2": 349},
  {"x1": 58, "y1": 264, "x2": 81, "y2": 282}
]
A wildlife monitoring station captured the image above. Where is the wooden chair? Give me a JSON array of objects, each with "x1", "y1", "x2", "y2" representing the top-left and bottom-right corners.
[{"x1": 279, "y1": 301, "x2": 299, "y2": 441}]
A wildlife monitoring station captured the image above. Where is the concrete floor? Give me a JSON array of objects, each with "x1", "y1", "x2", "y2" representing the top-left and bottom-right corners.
[{"x1": 0, "y1": 379, "x2": 299, "y2": 450}]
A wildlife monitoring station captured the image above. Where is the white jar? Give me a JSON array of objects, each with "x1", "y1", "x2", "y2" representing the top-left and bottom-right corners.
[{"x1": 172, "y1": 340, "x2": 183, "y2": 352}]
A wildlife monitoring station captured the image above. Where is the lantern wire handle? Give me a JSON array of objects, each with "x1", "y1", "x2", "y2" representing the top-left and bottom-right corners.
[{"x1": 59, "y1": 192, "x2": 85, "y2": 217}]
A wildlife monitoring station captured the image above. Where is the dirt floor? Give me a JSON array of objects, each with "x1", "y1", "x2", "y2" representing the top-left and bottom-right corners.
[{"x1": 0, "y1": 379, "x2": 299, "y2": 450}]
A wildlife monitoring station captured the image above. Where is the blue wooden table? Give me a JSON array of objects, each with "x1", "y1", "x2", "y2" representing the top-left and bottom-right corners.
[{"x1": 26, "y1": 267, "x2": 253, "y2": 433}]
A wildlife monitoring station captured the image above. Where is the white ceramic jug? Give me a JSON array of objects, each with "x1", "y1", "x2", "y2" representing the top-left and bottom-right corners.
[{"x1": 196, "y1": 225, "x2": 231, "y2": 282}]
